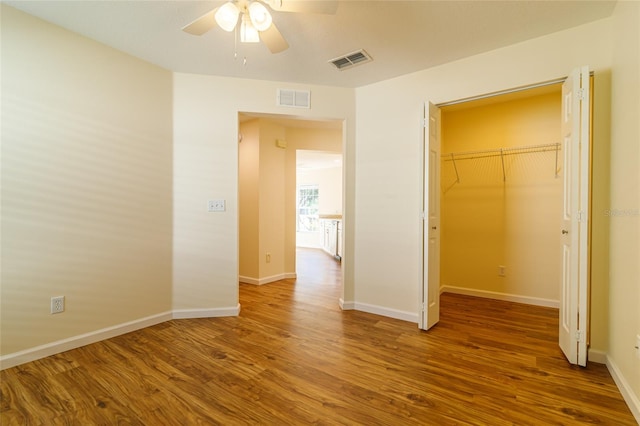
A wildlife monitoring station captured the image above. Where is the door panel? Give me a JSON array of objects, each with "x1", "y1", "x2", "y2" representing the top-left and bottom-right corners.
[
  {"x1": 559, "y1": 66, "x2": 590, "y2": 366},
  {"x1": 420, "y1": 102, "x2": 441, "y2": 330}
]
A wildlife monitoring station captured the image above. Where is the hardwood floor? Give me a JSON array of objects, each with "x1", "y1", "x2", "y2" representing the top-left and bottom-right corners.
[{"x1": 1, "y1": 248, "x2": 635, "y2": 425}]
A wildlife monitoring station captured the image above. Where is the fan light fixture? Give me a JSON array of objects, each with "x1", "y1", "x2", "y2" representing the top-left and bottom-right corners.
[
  {"x1": 184, "y1": 0, "x2": 344, "y2": 54},
  {"x1": 240, "y1": 15, "x2": 260, "y2": 43},
  {"x1": 248, "y1": 2, "x2": 272, "y2": 31},
  {"x1": 215, "y1": 2, "x2": 241, "y2": 32},
  {"x1": 214, "y1": 1, "x2": 273, "y2": 42}
]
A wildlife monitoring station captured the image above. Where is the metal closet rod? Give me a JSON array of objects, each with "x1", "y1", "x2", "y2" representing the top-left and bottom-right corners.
[
  {"x1": 442, "y1": 142, "x2": 560, "y2": 161},
  {"x1": 442, "y1": 142, "x2": 561, "y2": 183}
]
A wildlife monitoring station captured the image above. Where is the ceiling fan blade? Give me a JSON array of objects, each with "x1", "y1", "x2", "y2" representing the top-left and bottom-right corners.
[
  {"x1": 182, "y1": 8, "x2": 218, "y2": 35},
  {"x1": 260, "y1": 23, "x2": 289, "y2": 53},
  {"x1": 267, "y1": 0, "x2": 338, "y2": 14}
]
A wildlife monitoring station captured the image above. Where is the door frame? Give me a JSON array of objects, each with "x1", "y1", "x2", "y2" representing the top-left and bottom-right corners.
[{"x1": 237, "y1": 112, "x2": 347, "y2": 295}]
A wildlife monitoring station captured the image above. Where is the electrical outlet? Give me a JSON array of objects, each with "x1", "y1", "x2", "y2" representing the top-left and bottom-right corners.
[
  {"x1": 498, "y1": 265, "x2": 506, "y2": 277},
  {"x1": 266, "y1": 253, "x2": 271, "y2": 263},
  {"x1": 51, "y1": 296, "x2": 65, "y2": 314},
  {"x1": 207, "y1": 199, "x2": 225, "y2": 212}
]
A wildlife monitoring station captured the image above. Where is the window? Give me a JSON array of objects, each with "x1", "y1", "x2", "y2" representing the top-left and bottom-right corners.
[{"x1": 297, "y1": 185, "x2": 319, "y2": 232}]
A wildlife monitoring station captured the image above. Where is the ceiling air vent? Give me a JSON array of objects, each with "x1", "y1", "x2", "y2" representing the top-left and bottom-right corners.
[
  {"x1": 277, "y1": 89, "x2": 311, "y2": 108},
  {"x1": 329, "y1": 49, "x2": 372, "y2": 71}
]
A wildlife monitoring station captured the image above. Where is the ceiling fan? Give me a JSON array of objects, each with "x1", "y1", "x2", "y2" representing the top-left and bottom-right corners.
[{"x1": 182, "y1": 0, "x2": 339, "y2": 54}]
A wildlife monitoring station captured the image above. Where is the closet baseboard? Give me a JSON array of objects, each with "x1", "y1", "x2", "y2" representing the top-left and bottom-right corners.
[{"x1": 440, "y1": 285, "x2": 559, "y2": 309}]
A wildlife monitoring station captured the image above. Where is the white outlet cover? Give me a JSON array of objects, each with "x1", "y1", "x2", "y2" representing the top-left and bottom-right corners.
[
  {"x1": 207, "y1": 199, "x2": 225, "y2": 212},
  {"x1": 51, "y1": 296, "x2": 65, "y2": 314}
]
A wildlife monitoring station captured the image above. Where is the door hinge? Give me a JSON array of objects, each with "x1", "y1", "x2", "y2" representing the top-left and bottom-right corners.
[
  {"x1": 422, "y1": 118, "x2": 428, "y2": 128},
  {"x1": 577, "y1": 210, "x2": 584, "y2": 222},
  {"x1": 421, "y1": 302, "x2": 426, "y2": 313},
  {"x1": 420, "y1": 211, "x2": 426, "y2": 220},
  {"x1": 575, "y1": 330, "x2": 584, "y2": 343},
  {"x1": 577, "y1": 88, "x2": 585, "y2": 101}
]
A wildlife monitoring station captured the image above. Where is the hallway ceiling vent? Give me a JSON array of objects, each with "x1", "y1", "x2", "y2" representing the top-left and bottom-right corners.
[
  {"x1": 329, "y1": 49, "x2": 372, "y2": 71},
  {"x1": 277, "y1": 89, "x2": 311, "y2": 108}
]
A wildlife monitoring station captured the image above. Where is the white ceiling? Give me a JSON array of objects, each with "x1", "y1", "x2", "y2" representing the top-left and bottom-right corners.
[{"x1": 4, "y1": 0, "x2": 616, "y2": 88}]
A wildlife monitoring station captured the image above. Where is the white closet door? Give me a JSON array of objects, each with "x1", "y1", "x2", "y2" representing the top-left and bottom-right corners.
[
  {"x1": 420, "y1": 102, "x2": 441, "y2": 331},
  {"x1": 559, "y1": 66, "x2": 590, "y2": 366}
]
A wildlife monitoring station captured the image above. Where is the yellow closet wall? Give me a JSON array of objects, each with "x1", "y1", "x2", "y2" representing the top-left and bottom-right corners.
[{"x1": 441, "y1": 90, "x2": 563, "y2": 305}]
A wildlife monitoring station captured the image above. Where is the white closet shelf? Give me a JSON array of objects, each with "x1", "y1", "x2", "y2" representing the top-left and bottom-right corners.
[
  {"x1": 442, "y1": 142, "x2": 560, "y2": 161},
  {"x1": 442, "y1": 142, "x2": 561, "y2": 183}
]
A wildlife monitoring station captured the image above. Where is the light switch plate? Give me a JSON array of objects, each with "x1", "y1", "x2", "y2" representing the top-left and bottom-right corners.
[{"x1": 208, "y1": 199, "x2": 225, "y2": 212}]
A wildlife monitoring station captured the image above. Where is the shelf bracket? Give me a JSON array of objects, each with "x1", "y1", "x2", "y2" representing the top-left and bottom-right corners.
[
  {"x1": 555, "y1": 143, "x2": 561, "y2": 177},
  {"x1": 450, "y1": 153, "x2": 460, "y2": 184}
]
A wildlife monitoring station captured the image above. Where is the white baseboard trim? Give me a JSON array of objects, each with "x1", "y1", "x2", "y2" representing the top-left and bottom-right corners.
[
  {"x1": 0, "y1": 311, "x2": 172, "y2": 370},
  {"x1": 0, "y1": 304, "x2": 243, "y2": 370},
  {"x1": 350, "y1": 301, "x2": 418, "y2": 323},
  {"x1": 339, "y1": 298, "x2": 354, "y2": 310},
  {"x1": 239, "y1": 273, "x2": 297, "y2": 286},
  {"x1": 587, "y1": 349, "x2": 607, "y2": 364},
  {"x1": 173, "y1": 304, "x2": 241, "y2": 319},
  {"x1": 606, "y1": 355, "x2": 640, "y2": 423},
  {"x1": 441, "y1": 285, "x2": 560, "y2": 309}
]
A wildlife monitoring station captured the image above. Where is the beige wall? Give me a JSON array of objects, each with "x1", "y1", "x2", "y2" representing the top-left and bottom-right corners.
[
  {"x1": 609, "y1": 0, "x2": 640, "y2": 404},
  {"x1": 1, "y1": 6, "x2": 173, "y2": 355},
  {"x1": 440, "y1": 91, "x2": 562, "y2": 304}
]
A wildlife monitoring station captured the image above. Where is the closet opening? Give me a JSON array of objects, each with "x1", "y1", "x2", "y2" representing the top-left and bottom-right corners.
[
  {"x1": 439, "y1": 82, "x2": 564, "y2": 311},
  {"x1": 423, "y1": 68, "x2": 595, "y2": 366}
]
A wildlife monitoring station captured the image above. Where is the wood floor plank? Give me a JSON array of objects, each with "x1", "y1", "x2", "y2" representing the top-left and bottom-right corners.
[{"x1": 1, "y1": 248, "x2": 636, "y2": 424}]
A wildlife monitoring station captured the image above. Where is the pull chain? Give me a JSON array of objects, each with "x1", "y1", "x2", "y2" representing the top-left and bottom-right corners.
[
  {"x1": 233, "y1": 24, "x2": 248, "y2": 67},
  {"x1": 234, "y1": 25, "x2": 238, "y2": 60}
]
